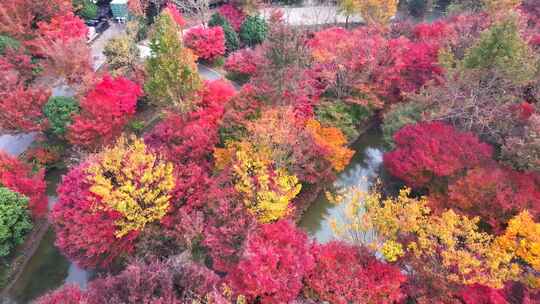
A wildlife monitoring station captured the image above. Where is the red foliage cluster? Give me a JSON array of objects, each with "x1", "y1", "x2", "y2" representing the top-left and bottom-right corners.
[
  {"x1": 199, "y1": 79, "x2": 237, "y2": 113},
  {"x1": 0, "y1": 69, "x2": 50, "y2": 132},
  {"x1": 185, "y1": 26, "x2": 226, "y2": 61},
  {"x1": 227, "y1": 220, "x2": 314, "y2": 303},
  {"x1": 68, "y1": 76, "x2": 142, "y2": 149},
  {"x1": 164, "y1": 4, "x2": 186, "y2": 28},
  {"x1": 460, "y1": 284, "x2": 507, "y2": 304},
  {"x1": 219, "y1": 84, "x2": 264, "y2": 139},
  {"x1": 218, "y1": 4, "x2": 245, "y2": 31},
  {"x1": 0, "y1": 151, "x2": 47, "y2": 217},
  {"x1": 380, "y1": 38, "x2": 443, "y2": 101},
  {"x1": 384, "y1": 122, "x2": 493, "y2": 188},
  {"x1": 36, "y1": 284, "x2": 85, "y2": 304},
  {"x1": 0, "y1": 0, "x2": 72, "y2": 39},
  {"x1": 224, "y1": 48, "x2": 261, "y2": 78},
  {"x1": 51, "y1": 163, "x2": 138, "y2": 268},
  {"x1": 36, "y1": 12, "x2": 87, "y2": 43},
  {"x1": 520, "y1": 0, "x2": 540, "y2": 49},
  {"x1": 145, "y1": 112, "x2": 219, "y2": 167},
  {"x1": 145, "y1": 80, "x2": 235, "y2": 166},
  {"x1": 37, "y1": 259, "x2": 219, "y2": 304},
  {"x1": 413, "y1": 21, "x2": 451, "y2": 43},
  {"x1": 201, "y1": 178, "x2": 256, "y2": 273},
  {"x1": 86, "y1": 260, "x2": 218, "y2": 303},
  {"x1": 28, "y1": 11, "x2": 92, "y2": 84},
  {"x1": 305, "y1": 241, "x2": 406, "y2": 304},
  {"x1": 434, "y1": 166, "x2": 540, "y2": 233},
  {"x1": 308, "y1": 26, "x2": 442, "y2": 103}
]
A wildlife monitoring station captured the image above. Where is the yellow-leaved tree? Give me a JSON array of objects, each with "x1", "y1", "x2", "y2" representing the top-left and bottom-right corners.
[
  {"x1": 87, "y1": 137, "x2": 176, "y2": 237},
  {"x1": 330, "y1": 187, "x2": 540, "y2": 290},
  {"x1": 350, "y1": 0, "x2": 398, "y2": 25},
  {"x1": 214, "y1": 141, "x2": 301, "y2": 223}
]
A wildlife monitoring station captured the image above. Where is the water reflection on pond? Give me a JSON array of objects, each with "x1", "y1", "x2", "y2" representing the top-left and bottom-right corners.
[
  {"x1": 299, "y1": 128, "x2": 386, "y2": 242},
  {"x1": 7, "y1": 169, "x2": 89, "y2": 304}
]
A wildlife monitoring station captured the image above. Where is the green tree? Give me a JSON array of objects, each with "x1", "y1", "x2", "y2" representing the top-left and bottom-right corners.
[
  {"x1": 239, "y1": 15, "x2": 268, "y2": 47},
  {"x1": 315, "y1": 99, "x2": 371, "y2": 142},
  {"x1": 145, "y1": 9, "x2": 202, "y2": 112},
  {"x1": 73, "y1": 0, "x2": 98, "y2": 20},
  {"x1": 463, "y1": 16, "x2": 538, "y2": 85},
  {"x1": 382, "y1": 102, "x2": 425, "y2": 148},
  {"x1": 44, "y1": 96, "x2": 80, "y2": 136},
  {"x1": 0, "y1": 187, "x2": 33, "y2": 257},
  {"x1": 208, "y1": 13, "x2": 239, "y2": 53},
  {"x1": 0, "y1": 35, "x2": 20, "y2": 54}
]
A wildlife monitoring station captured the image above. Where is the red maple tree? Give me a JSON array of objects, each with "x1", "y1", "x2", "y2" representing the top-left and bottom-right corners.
[
  {"x1": 305, "y1": 241, "x2": 406, "y2": 304},
  {"x1": 227, "y1": 220, "x2": 314, "y2": 303},
  {"x1": 51, "y1": 163, "x2": 138, "y2": 269},
  {"x1": 384, "y1": 122, "x2": 493, "y2": 188},
  {"x1": 185, "y1": 26, "x2": 226, "y2": 62},
  {"x1": 0, "y1": 151, "x2": 47, "y2": 217},
  {"x1": 68, "y1": 76, "x2": 142, "y2": 149}
]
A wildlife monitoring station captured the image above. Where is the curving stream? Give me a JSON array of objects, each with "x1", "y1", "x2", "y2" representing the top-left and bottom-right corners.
[{"x1": 299, "y1": 128, "x2": 386, "y2": 242}]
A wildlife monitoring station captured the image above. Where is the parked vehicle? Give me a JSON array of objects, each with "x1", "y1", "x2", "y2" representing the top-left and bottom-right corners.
[{"x1": 85, "y1": 18, "x2": 110, "y2": 33}]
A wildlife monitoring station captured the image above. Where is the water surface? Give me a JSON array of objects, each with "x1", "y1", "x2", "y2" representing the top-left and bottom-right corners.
[{"x1": 299, "y1": 128, "x2": 386, "y2": 242}]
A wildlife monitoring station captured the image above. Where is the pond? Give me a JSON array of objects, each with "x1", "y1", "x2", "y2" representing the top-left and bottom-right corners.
[{"x1": 299, "y1": 127, "x2": 388, "y2": 242}]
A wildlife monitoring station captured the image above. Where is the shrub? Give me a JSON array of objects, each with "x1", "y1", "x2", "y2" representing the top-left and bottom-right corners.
[
  {"x1": 184, "y1": 26, "x2": 226, "y2": 62},
  {"x1": 85, "y1": 259, "x2": 218, "y2": 303},
  {"x1": 305, "y1": 241, "x2": 406, "y2": 304},
  {"x1": 315, "y1": 99, "x2": 371, "y2": 142},
  {"x1": 218, "y1": 4, "x2": 245, "y2": 31},
  {"x1": 0, "y1": 35, "x2": 20, "y2": 54},
  {"x1": 43, "y1": 96, "x2": 79, "y2": 136},
  {"x1": 239, "y1": 15, "x2": 268, "y2": 46},
  {"x1": 224, "y1": 48, "x2": 260, "y2": 82},
  {"x1": 208, "y1": 13, "x2": 240, "y2": 53},
  {"x1": 0, "y1": 151, "x2": 47, "y2": 217},
  {"x1": 37, "y1": 259, "x2": 220, "y2": 303},
  {"x1": 0, "y1": 187, "x2": 32, "y2": 257},
  {"x1": 384, "y1": 122, "x2": 493, "y2": 188},
  {"x1": 68, "y1": 76, "x2": 142, "y2": 149},
  {"x1": 382, "y1": 102, "x2": 425, "y2": 148},
  {"x1": 227, "y1": 220, "x2": 314, "y2": 303}
]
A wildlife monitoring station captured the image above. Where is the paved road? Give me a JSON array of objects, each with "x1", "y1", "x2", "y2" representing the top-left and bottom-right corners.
[
  {"x1": 137, "y1": 42, "x2": 227, "y2": 82},
  {"x1": 260, "y1": 5, "x2": 363, "y2": 26},
  {"x1": 91, "y1": 23, "x2": 126, "y2": 70}
]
